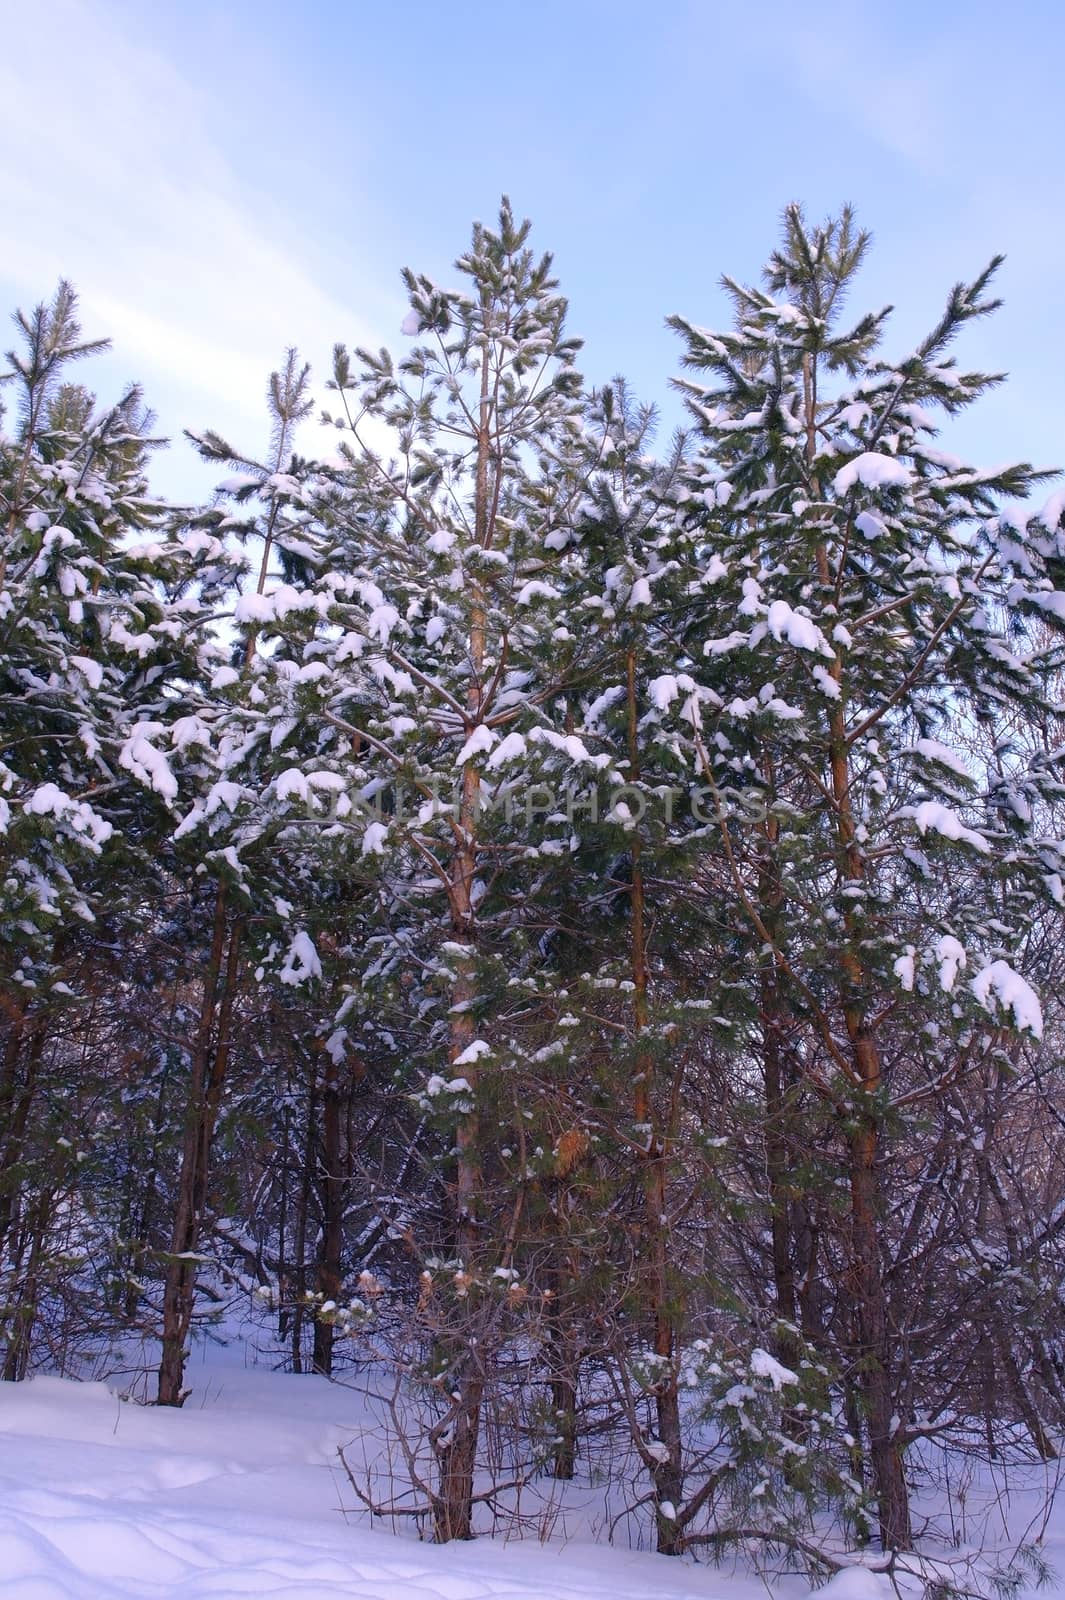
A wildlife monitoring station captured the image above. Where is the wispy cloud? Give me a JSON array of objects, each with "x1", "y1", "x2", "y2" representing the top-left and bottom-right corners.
[
  {"x1": 777, "y1": 14, "x2": 953, "y2": 178},
  {"x1": 0, "y1": 0, "x2": 395, "y2": 493}
]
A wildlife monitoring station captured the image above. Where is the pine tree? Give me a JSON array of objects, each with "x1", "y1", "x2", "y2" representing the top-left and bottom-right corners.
[
  {"x1": 0, "y1": 282, "x2": 233, "y2": 1378},
  {"x1": 153, "y1": 349, "x2": 321, "y2": 1405},
  {"x1": 550, "y1": 379, "x2": 697, "y2": 1548},
  {"x1": 664, "y1": 205, "x2": 1065, "y2": 1549},
  {"x1": 187, "y1": 200, "x2": 605, "y2": 1536}
]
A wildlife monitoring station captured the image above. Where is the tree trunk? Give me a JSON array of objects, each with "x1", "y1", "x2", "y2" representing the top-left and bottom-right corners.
[
  {"x1": 626, "y1": 646, "x2": 684, "y2": 1554},
  {"x1": 804, "y1": 352, "x2": 910, "y2": 1552},
  {"x1": 547, "y1": 1270, "x2": 581, "y2": 1480},
  {"x1": 158, "y1": 893, "x2": 240, "y2": 1405},
  {"x1": 831, "y1": 773, "x2": 911, "y2": 1549},
  {"x1": 430, "y1": 301, "x2": 494, "y2": 1542},
  {"x1": 848, "y1": 1118, "x2": 910, "y2": 1549},
  {"x1": 433, "y1": 1372, "x2": 484, "y2": 1542},
  {"x1": 313, "y1": 1064, "x2": 345, "y2": 1377},
  {"x1": 431, "y1": 824, "x2": 484, "y2": 1537},
  {"x1": 123, "y1": 1047, "x2": 172, "y2": 1326},
  {"x1": 764, "y1": 1002, "x2": 797, "y2": 1335},
  {"x1": 762, "y1": 974, "x2": 810, "y2": 1475},
  {"x1": 1, "y1": 1189, "x2": 49, "y2": 1382},
  {"x1": 277, "y1": 1100, "x2": 290, "y2": 1344},
  {"x1": 0, "y1": 1006, "x2": 43, "y2": 1263},
  {"x1": 757, "y1": 792, "x2": 804, "y2": 1378},
  {"x1": 290, "y1": 1065, "x2": 317, "y2": 1374}
]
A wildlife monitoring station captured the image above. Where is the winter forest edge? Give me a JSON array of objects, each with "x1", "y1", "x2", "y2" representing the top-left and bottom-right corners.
[{"x1": 3, "y1": 198, "x2": 1065, "y2": 1593}]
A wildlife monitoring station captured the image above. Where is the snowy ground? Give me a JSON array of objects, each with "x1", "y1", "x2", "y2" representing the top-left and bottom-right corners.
[
  {"x1": 0, "y1": 1341, "x2": 796, "y2": 1600},
  {"x1": 1, "y1": 1335, "x2": 1062, "y2": 1599}
]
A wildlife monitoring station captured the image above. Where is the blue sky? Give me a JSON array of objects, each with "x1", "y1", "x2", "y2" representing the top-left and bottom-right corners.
[{"x1": 2, "y1": 0, "x2": 1062, "y2": 500}]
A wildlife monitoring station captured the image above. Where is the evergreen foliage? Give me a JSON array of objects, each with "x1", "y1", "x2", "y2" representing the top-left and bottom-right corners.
[{"x1": 2, "y1": 208, "x2": 1065, "y2": 1588}]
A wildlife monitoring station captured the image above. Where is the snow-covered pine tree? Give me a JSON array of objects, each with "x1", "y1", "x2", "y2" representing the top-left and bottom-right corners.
[
  {"x1": 152, "y1": 349, "x2": 326, "y2": 1405},
  {"x1": 664, "y1": 205, "x2": 1065, "y2": 1550},
  {"x1": 540, "y1": 378, "x2": 698, "y2": 1548},
  {"x1": 548, "y1": 380, "x2": 849, "y2": 1554},
  {"x1": 0, "y1": 285, "x2": 166, "y2": 971},
  {"x1": 0, "y1": 282, "x2": 234, "y2": 1379},
  {"x1": 324, "y1": 202, "x2": 603, "y2": 1540},
  {"x1": 186, "y1": 200, "x2": 610, "y2": 1537}
]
